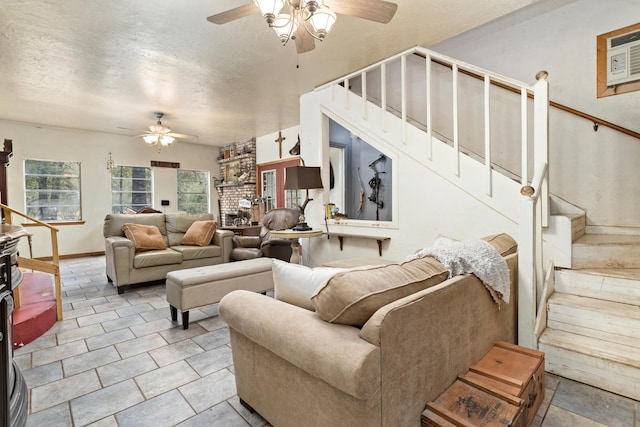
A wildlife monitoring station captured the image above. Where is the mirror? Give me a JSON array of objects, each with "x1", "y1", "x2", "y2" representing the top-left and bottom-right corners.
[{"x1": 328, "y1": 118, "x2": 393, "y2": 222}]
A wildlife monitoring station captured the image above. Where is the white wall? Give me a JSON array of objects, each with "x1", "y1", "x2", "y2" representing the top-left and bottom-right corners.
[
  {"x1": 0, "y1": 120, "x2": 220, "y2": 257},
  {"x1": 433, "y1": 0, "x2": 640, "y2": 227},
  {"x1": 256, "y1": 126, "x2": 300, "y2": 165}
]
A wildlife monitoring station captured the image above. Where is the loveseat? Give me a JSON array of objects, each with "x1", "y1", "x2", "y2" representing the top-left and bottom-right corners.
[
  {"x1": 219, "y1": 234, "x2": 518, "y2": 427},
  {"x1": 104, "y1": 213, "x2": 233, "y2": 293}
]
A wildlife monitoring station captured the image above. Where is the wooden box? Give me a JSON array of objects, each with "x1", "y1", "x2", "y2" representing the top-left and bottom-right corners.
[
  {"x1": 421, "y1": 377, "x2": 525, "y2": 427},
  {"x1": 464, "y1": 341, "x2": 545, "y2": 427}
]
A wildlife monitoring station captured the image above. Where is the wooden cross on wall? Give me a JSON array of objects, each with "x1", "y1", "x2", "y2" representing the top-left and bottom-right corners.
[{"x1": 275, "y1": 131, "x2": 286, "y2": 159}]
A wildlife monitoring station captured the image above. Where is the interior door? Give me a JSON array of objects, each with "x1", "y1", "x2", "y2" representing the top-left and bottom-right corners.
[{"x1": 257, "y1": 157, "x2": 301, "y2": 209}]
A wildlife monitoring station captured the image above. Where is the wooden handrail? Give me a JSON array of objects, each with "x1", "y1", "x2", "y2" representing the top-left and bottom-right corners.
[
  {"x1": 424, "y1": 55, "x2": 640, "y2": 141},
  {"x1": 1, "y1": 203, "x2": 63, "y2": 320},
  {"x1": 0, "y1": 203, "x2": 59, "y2": 232}
]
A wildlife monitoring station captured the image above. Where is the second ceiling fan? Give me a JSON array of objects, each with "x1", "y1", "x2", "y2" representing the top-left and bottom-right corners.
[{"x1": 206, "y1": 0, "x2": 398, "y2": 54}]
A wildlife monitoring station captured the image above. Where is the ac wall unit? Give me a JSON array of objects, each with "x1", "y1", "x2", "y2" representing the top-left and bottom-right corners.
[{"x1": 607, "y1": 29, "x2": 640, "y2": 86}]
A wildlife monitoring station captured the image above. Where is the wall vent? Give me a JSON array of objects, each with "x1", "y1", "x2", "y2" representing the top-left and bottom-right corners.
[{"x1": 607, "y1": 29, "x2": 640, "y2": 86}]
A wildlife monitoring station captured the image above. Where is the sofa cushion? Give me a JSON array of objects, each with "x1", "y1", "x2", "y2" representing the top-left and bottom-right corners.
[
  {"x1": 311, "y1": 257, "x2": 449, "y2": 327},
  {"x1": 482, "y1": 233, "x2": 517, "y2": 256},
  {"x1": 122, "y1": 223, "x2": 167, "y2": 251},
  {"x1": 272, "y1": 259, "x2": 344, "y2": 311},
  {"x1": 181, "y1": 220, "x2": 217, "y2": 246},
  {"x1": 165, "y1": 213, "x2": 215, "y2": 246},
  {"x1": 133, "y1": 249, "x2": 183, "y2": 268},
  {"x1": 104, "y1": 213, "x2": 166, "y2": 238},
  {"x1": 171, "y1": 245, "x2": 221, "y2": 261}
]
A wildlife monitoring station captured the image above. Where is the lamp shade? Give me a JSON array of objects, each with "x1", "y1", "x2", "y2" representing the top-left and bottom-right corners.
[{"x1": 284, "y1": 166, "x2": 323, "y2": 190}]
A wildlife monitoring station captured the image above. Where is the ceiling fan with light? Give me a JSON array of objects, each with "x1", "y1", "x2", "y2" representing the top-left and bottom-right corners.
[
  {"x1": 206, "y1": 0, "x2": 398, "y2": 54},
  {"x1": 121, "y1": 112, "x2": 198, "y2": 148}
]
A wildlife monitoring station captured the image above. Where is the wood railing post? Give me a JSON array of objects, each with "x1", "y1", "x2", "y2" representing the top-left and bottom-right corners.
[
  {"x1": 534, "y1": 71, "x2": 549, "y2": 227},
  {"x1": 518, "y1": 190, "x2": 537, "y2": 349}
]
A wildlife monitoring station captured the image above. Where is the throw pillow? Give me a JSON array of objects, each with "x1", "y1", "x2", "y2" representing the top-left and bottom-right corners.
[
  {"x1": 482, "y1": 233, "x2": 517, "y2": 256},
  {"x1": 122, "y1": 223, "x2": 167, "y2": 251},
  {"x1": 311, "y1": 257, "x2": 449, "y2": 327},
  {"x1": 272, "y1": 259, "x2": 344, "y2": 311},
  {"x1": 181, "y1": 220, "x2": 217, "y2": 246}
]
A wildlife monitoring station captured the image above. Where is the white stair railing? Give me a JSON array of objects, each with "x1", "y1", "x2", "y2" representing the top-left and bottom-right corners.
[{"x1": 317, "y1": 46, "x2": 550, "y2": 349}]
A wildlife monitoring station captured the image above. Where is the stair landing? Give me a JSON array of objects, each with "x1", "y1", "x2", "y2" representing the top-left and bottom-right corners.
[
  {"x1": 13, "y1": 271, "x2": 57, "y2": 349},
  {"x1": 572, "y1": 233, "x2": 640, "y2": 269}
]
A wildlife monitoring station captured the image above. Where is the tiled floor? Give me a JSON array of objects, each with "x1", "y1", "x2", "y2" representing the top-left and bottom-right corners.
[{"x1": 13, "y1": 256, "x2": 640, "y2": 426}]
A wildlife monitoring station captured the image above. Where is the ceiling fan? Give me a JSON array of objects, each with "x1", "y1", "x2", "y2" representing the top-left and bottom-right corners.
[
  {"x1": 206, "y1": 0, "x2": 398, "y2": 54},
  {"x1": 121, "y1": 112, "x2": 198, "y2": 148}
]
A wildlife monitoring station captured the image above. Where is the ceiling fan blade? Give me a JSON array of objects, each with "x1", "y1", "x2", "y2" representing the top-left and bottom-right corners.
[
  {"x1": 117, "y1": 126, "x2": 150, "y2": 133},
  {"x1": 206, "y1": 2, "x2": 259, "y2": 25},
  {"x1": 324, "y1": 0, "x2": 397, "y2": 24},
  {"x1": 294, "y1": 25, "x2": 315, "y2": 54},
  {"x1": 167, "y1": 132, "x2": 199, "y2": 140}
]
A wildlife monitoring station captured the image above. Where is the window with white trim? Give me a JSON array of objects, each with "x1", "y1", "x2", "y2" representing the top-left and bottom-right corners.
[
  {"x1": 177, "y1": 169, "x2": 209, "y2": 214},
  {"x1": 24, "y1": 159, "x2": 81, "y2": 221},
  {"x1": 111, "y1": 166, "x2": 152, "y2": 214}
]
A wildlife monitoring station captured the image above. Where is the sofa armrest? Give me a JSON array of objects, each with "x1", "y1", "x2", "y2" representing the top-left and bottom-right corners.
[
  {"x1": 104, "y1": 236, "x2": 135, "y2": 286},
  {"x1": 260, "y1": 238, "x2": 292, "y2": 248},
  {"x1": 219, "y1": 290, "x2": 380, "y2": 400},
  {"x1": 213, "y1": 229, "x2": 233, "y2": 262},
  {"x1": 232, "y1": 235, "x2": 261, "y2": 248},
  {"x1": 362, "y1": 253, "x2": 518, "y2": 426}
]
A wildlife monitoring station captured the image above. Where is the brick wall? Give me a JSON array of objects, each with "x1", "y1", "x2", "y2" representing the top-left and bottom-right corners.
[{"x1": 217, "y1": 138, "x2": 257, "y2": 226}]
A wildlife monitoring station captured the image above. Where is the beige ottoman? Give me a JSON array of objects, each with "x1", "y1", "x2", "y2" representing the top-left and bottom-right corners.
[{"x1": 166, "y1": 257, "x2": 273, "y2": 329}]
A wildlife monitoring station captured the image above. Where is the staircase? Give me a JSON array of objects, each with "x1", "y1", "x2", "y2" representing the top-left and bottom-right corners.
[
  {"x1": 539, "y1": 228, "x2": 640, "y2": 400},
  {"x1": 311, "y1": 46, "x2": 640, "y2": 400}
]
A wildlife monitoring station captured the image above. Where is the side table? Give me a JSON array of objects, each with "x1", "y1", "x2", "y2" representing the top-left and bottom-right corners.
[{"x1": 269, "y1": 229, "x2": 323, "y2": 265}]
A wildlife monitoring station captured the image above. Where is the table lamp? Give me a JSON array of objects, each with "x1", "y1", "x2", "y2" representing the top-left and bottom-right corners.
[{"x1": 284, "y1": 166, "x2": 324, "y2": 231}]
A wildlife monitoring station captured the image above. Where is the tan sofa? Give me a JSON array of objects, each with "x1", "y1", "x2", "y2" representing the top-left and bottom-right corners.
[
  {"x1": 219, "y1": 235, "x2": 518, "y2": 427},
  {"x1": 103, "y1": 213, "x2": 233, "y2": 294}
]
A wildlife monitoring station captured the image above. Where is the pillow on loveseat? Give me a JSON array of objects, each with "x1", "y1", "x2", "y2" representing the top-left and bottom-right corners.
[
  {"x1": 482, "y1": 233, "x2": 517, "y2": 256},
  {"x1": 272, "y1": 260, "x2": 344, "y2": 311},
  {"x1": 311, "y1": 256, "x2": 449, "y2": 327},
  {"x1": 122, "y1": 223, "x2": 167, "y2": 251},
  {"x1": 181, "y1": 220, "x2": 217, "y2": 246}
]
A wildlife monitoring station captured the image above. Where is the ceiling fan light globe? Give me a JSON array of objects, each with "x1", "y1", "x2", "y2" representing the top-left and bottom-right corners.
[
  {"x1": 272, "y1": 14, "x2": 297, "y2": 43},
  {"x1": 143, "y1": 135, "x2": 159, "y2": 145},
  {"x1": 159, "y1": 135, "x2": 175, "y2": 147},
  {"x1": 254, "y1": 0, "x2": 284, "y2": 24},
  {"x1": 309, "y1": 7, "x2": 335, "y2": 36}
]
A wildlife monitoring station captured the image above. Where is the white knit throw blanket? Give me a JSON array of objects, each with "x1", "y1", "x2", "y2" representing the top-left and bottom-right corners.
[{"x1": 405, "y1": 237, "x2": 510, "y2": 306}]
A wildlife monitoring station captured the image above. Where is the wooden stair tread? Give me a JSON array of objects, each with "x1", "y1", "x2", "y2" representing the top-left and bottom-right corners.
[
  {"x1": 548, "y1": 292, "x2": 640, "y2": 320},
  {"x1": 574, "y1": 233, "x2": 640, "y2": 246},
  {"x1": 573, "y1": 268, "x2": 640, "y2": 281},
  {"x1": 539, "y1": 329, "x2": 640, "y2": 369}
]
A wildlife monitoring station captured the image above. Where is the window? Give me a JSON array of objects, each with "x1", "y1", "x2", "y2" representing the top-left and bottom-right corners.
[
  {"x1": 261, "y1": 169, "x2": 277, "y2": 211},
  {"x1": 24, "y1": 159, "x2": 81, "y2": 221},
  {"x1": 111, "y1": 166, "x2": 152, "y2": 214},
  {"x1": 177, "y1": 169, "x2": 209, "y2": 214}
]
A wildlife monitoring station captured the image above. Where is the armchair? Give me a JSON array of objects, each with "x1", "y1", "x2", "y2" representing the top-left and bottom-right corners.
[{"x1": 230, "y1": 208, "x2": 300, "y2": 262}]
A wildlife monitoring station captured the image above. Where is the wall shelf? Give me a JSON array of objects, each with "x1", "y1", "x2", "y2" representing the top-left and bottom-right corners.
[
  {"x1": 215, "y1": 181, "x2": 256, "y2": 188},
  {"x1": 324, "y1": 232, "x2": 390, "y2": 256},
  {"x1": 217, "y1": 153, "x2": 254, "y2": 164}
]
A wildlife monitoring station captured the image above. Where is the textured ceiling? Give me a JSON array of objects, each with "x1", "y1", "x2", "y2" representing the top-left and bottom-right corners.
[{"x1": 0, "y1": 0, "x2": 542, "y2": 147}]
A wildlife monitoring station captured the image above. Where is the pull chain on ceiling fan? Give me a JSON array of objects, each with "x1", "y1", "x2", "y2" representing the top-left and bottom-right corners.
[{"x1": 207, "y1": 0, "x2": 398, "y2": 54}]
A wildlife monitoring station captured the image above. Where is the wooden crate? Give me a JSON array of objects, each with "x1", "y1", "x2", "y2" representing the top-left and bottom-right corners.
[
  {"x1": 464, "y1": 341, "x2": 545, "y2": 427},
  {"x1": 421, "y1": 377, "x2": 525, "y2": 427}
]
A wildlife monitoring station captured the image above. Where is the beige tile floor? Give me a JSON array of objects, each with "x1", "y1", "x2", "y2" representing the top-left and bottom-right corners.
[{"x1": 13, "y1": 256, "x2": 640, "y2": 426}]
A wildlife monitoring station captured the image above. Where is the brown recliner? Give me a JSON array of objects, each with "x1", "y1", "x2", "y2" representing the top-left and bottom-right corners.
[{"x1": 229, "y1": 208, "x2": 300, "y2": 262}]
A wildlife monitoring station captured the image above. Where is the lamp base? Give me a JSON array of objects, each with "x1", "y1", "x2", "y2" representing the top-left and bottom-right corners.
[{"x1": 292, "y1": 222, "x2": 312, "y2": 231}]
